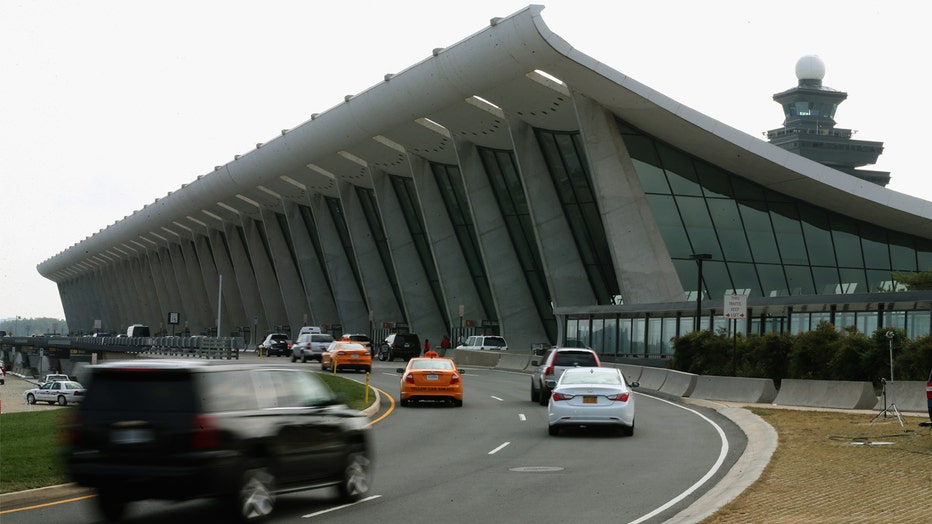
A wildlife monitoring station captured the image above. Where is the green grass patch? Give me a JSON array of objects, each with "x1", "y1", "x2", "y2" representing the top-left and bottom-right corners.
[
  {"x1": 0, "y1": 375, "x2": 373, "y2": 494},
  {"x1": 317, "y1": 372, "x2": 377, "y2": 412},
  {"x1": 0, "y1": 410, "x2": 72, "y2": 493}
]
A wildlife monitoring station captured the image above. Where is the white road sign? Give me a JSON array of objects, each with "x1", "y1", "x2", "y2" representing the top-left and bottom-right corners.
[{"x1": 724, "y1": 294, "x2": 747, "y2": 319}]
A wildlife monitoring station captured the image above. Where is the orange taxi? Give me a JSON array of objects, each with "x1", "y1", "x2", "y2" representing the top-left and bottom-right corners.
[
  {"x1": 396, "y1": 351, "x2": 464, "y2": 407},
  {"x1": 321, "y1": 341, "x2": 372, "y2": 373}
]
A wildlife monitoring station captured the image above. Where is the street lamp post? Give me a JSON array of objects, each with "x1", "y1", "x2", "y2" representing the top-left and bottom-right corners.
[{"x1": 689, "y1": 254, "x2": 712, "y2": 331}]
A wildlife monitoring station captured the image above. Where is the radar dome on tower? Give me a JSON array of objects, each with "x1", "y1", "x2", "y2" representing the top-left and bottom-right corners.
[{"x1": 795, "y1": 55, "x2": 826, "y2": 82}]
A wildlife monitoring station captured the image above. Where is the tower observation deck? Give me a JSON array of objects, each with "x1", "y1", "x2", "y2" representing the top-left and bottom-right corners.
[{"x1": 766, "y1": 55, "x2": 889, "y2": 186}]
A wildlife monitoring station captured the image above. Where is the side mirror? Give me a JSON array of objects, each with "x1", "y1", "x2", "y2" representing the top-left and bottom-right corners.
[
  {"x1": 458, "y1": 369, "x2": 466, "y2": 374},
  {"x1": 531, "y1": 360, "x2": 539, "y2": 367},
  {"x1": 630, "y1": 381, "x2": 640, "y2": 388},
  {"x1": 545, "y1": 379, "x2": 557, "y2": 389},
  {"x1": 396, "y1": 368, "x2": 406, "y2": 373}
]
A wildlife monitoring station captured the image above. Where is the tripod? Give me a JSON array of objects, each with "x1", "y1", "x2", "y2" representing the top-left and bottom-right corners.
[{"x1": 871, "y1": 378, "x2": 903, "y2": 427}]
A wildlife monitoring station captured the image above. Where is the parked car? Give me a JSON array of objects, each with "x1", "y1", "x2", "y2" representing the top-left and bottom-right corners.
[
  {"x1": 546, "y1": 367, "x2": 638, "y2": 436},
  {"x1": 396, "y1": 354, "x2": 464, "y2": 407},
  {"x1": 24, "y1": 380, "x2": 86, "y2": 405},
  {"x1": 456, "y1": 335, "x2": 508, "y2": 351},
  {"x1": 377, "y1": 333, "x2": 421, "y2": 362},
  {"x1": 63, "y1": 359, "x2": 372, "y2": 522},
  {"x1": 341, "y1": 333, "x2": 374, "y2": 355},
  {"x1": 322, "y1": 341, "x2": 372, "y2": 373},
  {"x1": 258, "y1": 333, "x2": 291, "y2": 357},
  {"x1": 530, "y1": 347, "x2": 601, "y2": 405},
  {"x1": 291, "y1": 333, "x2": 334, "y2": 363}
]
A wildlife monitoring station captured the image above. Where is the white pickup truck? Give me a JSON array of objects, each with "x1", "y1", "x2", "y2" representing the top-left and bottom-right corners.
[{"x1": 43, "y1": 373, "x2": 71, "y2": 384}]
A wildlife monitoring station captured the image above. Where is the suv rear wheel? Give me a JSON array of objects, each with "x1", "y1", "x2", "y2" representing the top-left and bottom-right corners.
[
  {"x1": 339, "y1": 450, "x2": 371, "y2": 502},
  {"x1": 230, "y1": 467, "x2": 276, "y2": 521}
]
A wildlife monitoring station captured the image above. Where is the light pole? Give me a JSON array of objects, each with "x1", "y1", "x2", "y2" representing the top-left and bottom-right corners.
[{"x1": 689, "y1": 254, "x2": 712, "y2": 331}]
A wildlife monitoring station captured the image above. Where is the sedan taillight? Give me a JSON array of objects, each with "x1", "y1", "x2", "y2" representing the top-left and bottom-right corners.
[
  {"x1": 404, "y1": 373, "x2": 415, "y2": 384},
  {"x1": 607, "y1": 392, "x2": 630, "y2": 402},
  {"x1": 551, "y1": 392, "x2": 574, "y2": 401},
  {"x1": 450, "y1": 373, "x2": 460, "y2": 383},
  {"x1": 926, "y1": 381, "x2": 932, "y2": 400}
]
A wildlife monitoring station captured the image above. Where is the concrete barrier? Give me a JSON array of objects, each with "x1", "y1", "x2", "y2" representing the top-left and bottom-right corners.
[
  {"x1": 495, "y1": 352, "x2": 533, "y2": 371},
  {"x1": 773, "y1": 379, "x2": 876, "y2": 410},
  {"x1": 690, "y1": 376, "x2": 778, "y2": 404},
  {"x1": 637, "y1": 366, "x2": 669, "y2": 391},
  {"x1": 452, "y1": 348, "x2": 501, "y2": 368},
  {"x1": 659, "y1": 369, "x2": 698, "y2": 397},
  {"x1": 872, "y1": 381, "x2": 927, "y2": 413},
  {"x1": 616, "y1": 364, "x2": 644, "y2": 385}
]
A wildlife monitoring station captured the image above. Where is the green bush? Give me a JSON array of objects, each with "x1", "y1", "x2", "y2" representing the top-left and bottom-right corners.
[{"x1": 671, "y1": 322, "x2": 932, "y2": 382}]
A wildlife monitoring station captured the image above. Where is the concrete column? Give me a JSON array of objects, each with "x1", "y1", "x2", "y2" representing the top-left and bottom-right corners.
[
  {"x1": 337, "y1": 182, "x2": 378, "y2": 333},
  {"x1": 282, "y1": 200, "x2": 338, "y2": 327},
  {"x1": 129, "y1": 255, "x2": 162, "y2": 332},
  {"x1": 406, "y1": 156, "x2": 457, "y2": 337},
  {"x1": 309, "y1": 193, "x2": 378, "y2": 333},
  {"x1": 168, "y1": 242, "x2": 207, "y2": 332},
  {"x1": 241, "y1": 217, "x2": 289, "y2": 335},
  {"x1": 573, "y1": 93, "x2": 684, "y2": 304},
  {"x1": 175, "y1": 238, "x2": 210, "y2": 333},
  {"x1": 194, "y1": 231, "x2": 245, "y2": 337},
  {"x1": 453, "y1": 136, "x2": 547, "y2": 343},
  {"x1": 149, "y1": 248, "x2": 183, "y2": 332},
  {"x1": 507, "y1": 116, "x2": 596, "y2": 308},
  {"x1": 214, "y1": 225, "x2": 266, "y2": 339},
  {"x1": 259, "y1": 207, "x2": 311, "y2": 333},
  {"x1": 366, "y1": 169, "x2": 418, "y2": 330}
]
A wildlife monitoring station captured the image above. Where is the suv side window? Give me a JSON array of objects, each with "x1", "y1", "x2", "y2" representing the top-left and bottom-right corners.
[{"x1": 201, "y1": 370, "x2": 259, "y2": 412}]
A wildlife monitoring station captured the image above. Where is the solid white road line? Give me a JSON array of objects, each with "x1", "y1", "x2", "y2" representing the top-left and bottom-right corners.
[{"x1": 488, "y1": 442, "x2": 511, "y2": 455}]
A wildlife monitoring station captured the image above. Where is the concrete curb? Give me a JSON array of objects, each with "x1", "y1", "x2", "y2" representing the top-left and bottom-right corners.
[{"x1": 666, "y1": 399, "x2": 779, "y2": 524}]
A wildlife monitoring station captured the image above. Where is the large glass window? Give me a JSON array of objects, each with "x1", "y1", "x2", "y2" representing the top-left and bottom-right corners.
[{"x1": 620, "y1": 118, "x2": 929, "y2": 300}]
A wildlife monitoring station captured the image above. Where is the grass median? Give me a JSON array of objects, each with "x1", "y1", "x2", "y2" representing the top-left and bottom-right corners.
[{"x1": 0, "y1": 372, "x2": 374, "y2": 495}]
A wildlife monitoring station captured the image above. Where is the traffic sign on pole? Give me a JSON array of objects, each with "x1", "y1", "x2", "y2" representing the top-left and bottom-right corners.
[{"x1": 723, "y1": 294, "x2": 747, "y2": 319}]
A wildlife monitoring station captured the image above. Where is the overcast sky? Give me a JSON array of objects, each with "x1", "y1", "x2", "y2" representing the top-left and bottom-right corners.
[{"x1": 1, "y1": 1, "x2": 926, "y2": 321}]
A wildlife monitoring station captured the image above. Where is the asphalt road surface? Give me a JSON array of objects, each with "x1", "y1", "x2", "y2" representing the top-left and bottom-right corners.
[{"x1": 1, "y1": 356, "x2": 746, "y2": 523}]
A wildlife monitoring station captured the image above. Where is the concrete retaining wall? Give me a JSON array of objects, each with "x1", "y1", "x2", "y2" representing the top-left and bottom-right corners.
[
  {"x1": 659, "y1": 369, "x2": 698, "y2": 397},
  {"x1": 495, "y1": 352, "x2": 532, "y2": 371},
  {"x1": 616, "y1": 364, "x2": 644, "y2": 385},
  {"x1": 773, "y1": 379, "x2": 877, "y2": 410},
  {"x1": 691, "y1": 376, "x2": 778, "y2": 404},
  {"x1": 452, "y1": 348, "x2": 501, "y2": 368},
  {"x1": 637, "y1": 366, "x2": 669, "y2": 390},
  {"x1": 872, "y1": 381, "x2": 927, "y2": 413}
]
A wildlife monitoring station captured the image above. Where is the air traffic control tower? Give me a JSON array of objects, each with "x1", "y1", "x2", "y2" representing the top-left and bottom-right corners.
[{"x1": 766, "y1": 55, "x2": 889, "y2": 186}]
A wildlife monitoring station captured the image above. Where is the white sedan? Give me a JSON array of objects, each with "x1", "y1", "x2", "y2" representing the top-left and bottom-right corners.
[
  {"x1": 24, "y1": 380, "x2": 86, "y2": 406},
  {"x1": 546, "y1": 367, "x2": 638, "y2": 437}
]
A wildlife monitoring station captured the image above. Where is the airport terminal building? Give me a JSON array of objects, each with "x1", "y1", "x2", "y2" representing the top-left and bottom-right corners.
[{"x1": 37, "y1": 6, "x2": 932, "y2": 359}]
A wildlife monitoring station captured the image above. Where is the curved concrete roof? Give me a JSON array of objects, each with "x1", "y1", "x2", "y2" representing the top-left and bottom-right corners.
[{"x1": 37, "y1": 4, "x2": 932, "y2": 282}]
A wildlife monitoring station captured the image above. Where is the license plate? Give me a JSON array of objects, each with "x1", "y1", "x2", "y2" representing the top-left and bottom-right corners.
[
  {"x1": 351, "y1": 354, "x2": 358, "y2": 358},
  {"x1": 111, "y1": 428, "x2": 154, "y2": 444},
  {"x1": 583, "y1": 396, "x2": 597, "y2": 404},
  {"x1": 427, "y1": 374, "x2": 438, "y2": 381}
]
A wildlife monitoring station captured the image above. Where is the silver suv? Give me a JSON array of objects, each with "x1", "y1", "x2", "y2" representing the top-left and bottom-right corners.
[
  {"x1": 530, "y1": 347, "x2": 601, "y2": 405},
  {"x1": 291, "y1": 333, "x2": 334, "y2": 363}
]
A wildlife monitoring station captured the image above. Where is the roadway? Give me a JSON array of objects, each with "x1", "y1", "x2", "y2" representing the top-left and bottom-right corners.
[{"x1": 0, "y1": 354, "x2": 748, "y2": 523}]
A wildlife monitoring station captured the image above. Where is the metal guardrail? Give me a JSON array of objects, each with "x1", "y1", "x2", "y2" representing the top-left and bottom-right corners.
[{"x1": 0, "y1": 335, "x2": 245, "y2": 360}]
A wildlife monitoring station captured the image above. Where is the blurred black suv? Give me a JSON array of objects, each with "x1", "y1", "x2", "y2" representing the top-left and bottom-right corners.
[
  {"x1": 64, "y1": 360, "x2": 373, "y2": 522},
  {"x1": 377, "y1": 332, "x2": 421, "y2": 362}
]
